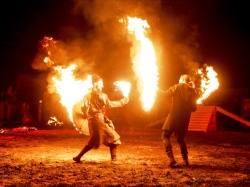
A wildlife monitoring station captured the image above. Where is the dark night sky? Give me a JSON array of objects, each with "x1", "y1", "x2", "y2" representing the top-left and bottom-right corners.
[{"x1": 0, "y1": 0, "x2": 249, "y2": 102}]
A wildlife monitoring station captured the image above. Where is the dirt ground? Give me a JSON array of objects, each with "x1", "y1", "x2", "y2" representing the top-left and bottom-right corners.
[{"x1": 0, "y1": 125, "x2": 250, "y2": 187}]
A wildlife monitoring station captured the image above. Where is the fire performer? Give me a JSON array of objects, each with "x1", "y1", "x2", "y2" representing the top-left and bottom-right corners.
[
  {"x1": 73, "y1": 74, "x2": 129, "y2": 162},
  {"x1": 158, "y1": 74, "x2": 199, "y2": 167}
]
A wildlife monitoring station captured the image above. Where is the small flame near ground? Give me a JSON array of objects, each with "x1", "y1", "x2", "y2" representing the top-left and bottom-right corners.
[{"x1": 47, "y1": 116, "x2": 63, "y2": 126}]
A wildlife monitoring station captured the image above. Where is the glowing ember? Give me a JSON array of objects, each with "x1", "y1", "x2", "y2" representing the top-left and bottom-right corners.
[
  {"x1": 114, "y1": 81, "x2": 131, "y2": 97},
  {"x1": 197, "y1": 65, "x2": 219, "y2": 104},
  {"x1": 41, "y1": 36, "x2": 56, "y2": 66},
  {"x1": 126, "y1": 16, "x2": 159, "y2": 111}
]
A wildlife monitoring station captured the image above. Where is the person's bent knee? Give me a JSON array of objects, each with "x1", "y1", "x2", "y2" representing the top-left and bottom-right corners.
[{"x1": 162, "y1": 130, "x2": 172, "y2": 139}]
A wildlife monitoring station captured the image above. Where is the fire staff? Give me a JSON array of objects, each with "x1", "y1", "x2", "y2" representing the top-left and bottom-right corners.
[
  {"x1": 159, "y1": 74, "x2": 199, "y2": 167},
  {"x1": 73, "y1": 74, "x2": 129, "y2": 162}
]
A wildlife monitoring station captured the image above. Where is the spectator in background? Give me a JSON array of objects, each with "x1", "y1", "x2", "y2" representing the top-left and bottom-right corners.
[
  {"x1": 0, "y1": 91, "x2": 4, "y2": 101},
  {"x1": 4, "y1": 86, "x2": 17, "y2": 103},
  {"x1": 3, "y1": 86, "x2": 17, "y2": 121}
]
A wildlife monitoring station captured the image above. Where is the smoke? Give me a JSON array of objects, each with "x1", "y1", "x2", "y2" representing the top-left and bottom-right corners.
[
  {"x1": 73, "y1": 0, "x2": 161, "y2": 24},
  {"x1": 172, "y1": 23, "x2": 201, "y2": 77},
  {"x1": 31, "y1": 0, "x2": 162, "y2": 93},
  {"x1": 157, "y1": 0, "x2": 216, "y2": 86},
  {"x1": 31, "y1": 0, "x2": 207, "y2": 88},
  {"x1": 32, "y1": 0, "x2": 160, "y2": 82},
  {"x1": 71, "y1": 0, "x2": 161, "y2": 80}
]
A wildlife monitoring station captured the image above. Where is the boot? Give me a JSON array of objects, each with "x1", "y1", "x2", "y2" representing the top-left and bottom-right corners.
[
  {"x1": 166, "y1": 150, "x2": 177, "y2": 168},
  {"x1": 110, "y1": 144, "x2": 117, "y2": 161},
  {"x1": 73, "y1": 145, "x2": 93, "y2": 163},
  {"x1": 182, "y1": 154, "x2": 189, "y2": 166},
  {"x1": 169, "y1": 158, "x2": 177, "y2": 168}
]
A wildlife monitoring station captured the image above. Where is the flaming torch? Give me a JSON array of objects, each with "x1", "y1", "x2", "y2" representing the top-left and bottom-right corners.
[
  {"x1": 114, "y1": 81, "x2": 131, "y2": 97},
  {"x1": 126, "y1": 17, "x2": 159, "y2": 111},
  {"x1": 196, "y1": 65, "x2": 219, "y2": 104}
]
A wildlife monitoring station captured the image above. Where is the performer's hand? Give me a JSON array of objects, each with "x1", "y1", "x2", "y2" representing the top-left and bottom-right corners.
[
  {"x1": 109, "y1": 123, "x2": 115, "y2": 129},
  {"x1": 122, "y1": 97, "x2": 129, "y2": 104},
  {"x1": 157, "y1": 88, "x2": 165, "y2": 94}
]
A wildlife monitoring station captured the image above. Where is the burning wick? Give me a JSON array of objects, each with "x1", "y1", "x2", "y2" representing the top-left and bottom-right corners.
[{"x1": 114, "y1": 81, "x2": 131, "y2": 97}]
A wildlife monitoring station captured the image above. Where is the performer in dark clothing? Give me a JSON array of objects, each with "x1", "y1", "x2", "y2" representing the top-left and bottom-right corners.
[
  {"x1": 73, "y1": 74, "x2": 129, "y2": 163},
  {"x1": 159, "y1": 74, "x2": 198, "y2": 167}
]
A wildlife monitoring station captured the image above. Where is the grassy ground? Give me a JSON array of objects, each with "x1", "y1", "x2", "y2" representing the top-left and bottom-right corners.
[{"x1": 0, "y1": 126, "x2": 250, "y2": 186}]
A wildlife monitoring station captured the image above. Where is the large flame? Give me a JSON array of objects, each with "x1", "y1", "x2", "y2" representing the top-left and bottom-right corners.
[
  {"x1": 52, "y1": 65, "x2": 92, "y2": 121},
  {"x1": 40, "y1": 37, "x2": 92, "y2": 125},
  {"x1": 126, "y1": 17, "x2": 159, "y2": 111},
  {"x1": 197, "y1": 65, "x2": 219, "y2": 104}
]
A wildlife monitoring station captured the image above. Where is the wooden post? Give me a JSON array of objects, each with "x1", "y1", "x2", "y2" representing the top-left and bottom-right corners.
[
  {"x1": 38, "y1": 100, "x2": 42, "y2": 123},
  {"x1": 0, "y1": 101, "x2": 4, "y2": 127}
]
